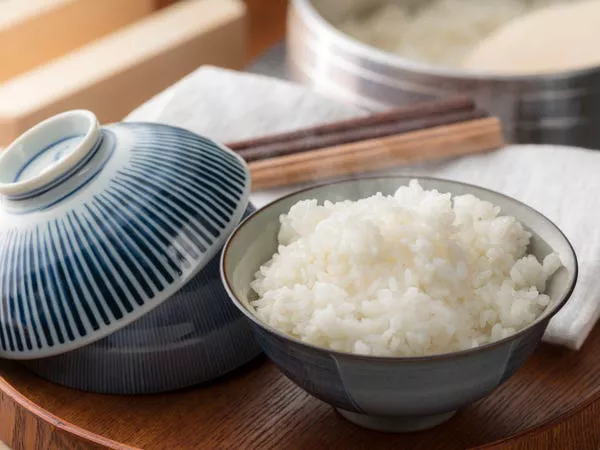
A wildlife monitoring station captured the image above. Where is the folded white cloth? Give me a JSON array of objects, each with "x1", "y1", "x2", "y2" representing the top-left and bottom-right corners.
[{"x1": 126, "y1": 66, "x2": 600, "y2": 351}]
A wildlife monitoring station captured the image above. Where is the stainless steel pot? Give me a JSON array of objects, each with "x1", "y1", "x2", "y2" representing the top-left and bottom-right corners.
[{"x1": 287, "y1": 0, "x2": 600, "y2": 147}]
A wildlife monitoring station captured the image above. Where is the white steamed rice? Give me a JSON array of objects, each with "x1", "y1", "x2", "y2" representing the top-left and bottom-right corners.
[
  {"x1": 250, "y1": 180, "x2": 561, "y2": 357},
  {"x1": 336, "y1": 0, "x2": 570, "y2": 68}
]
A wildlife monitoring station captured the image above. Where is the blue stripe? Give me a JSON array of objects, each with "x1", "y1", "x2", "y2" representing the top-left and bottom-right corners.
[
  {"x1": 133, "y1": 136, "x2": 248, "y2": 184},
  {"x1": 119, "y1": 164, "x2": 226, "y2": 237},
  {"x1": 83, "y1": 205, "x2": 145, "y2": 309},
  {"x1": 73, "y1": 206, "x2": 160, "y2": 298},
  {"x1": 93, "y1": 194, "x2": 176, "y2": 290},
  {"x1": 19, "y1": 230, "x2": 39, "y2": 349},
  {"x1": 135, "y1": 132, "x2": 247, "y2": 181},
  {"x1": 26, "y1": 229, "x2": 51, "y2": 347},
  {"x1": 38, "y1": 226, "x2": 65, "y2": 345},
  {"x1": 90, "y1": 196, "x2": 177, "y2": 286},
  {"x1": 49, "y1": 221, "x2": 86, "y2": 338},
  {"x1": 128, "y1": 143, "x2": 246, "y2": 201},
  {"x1": 43, "y1": 225, "x2": 76, "y2": 342},
  {"x1": 107, "y1": 179, "x2": 206, "y2": 260},
  {"x1": 129, "y1": 150, "x2": 245, "y2": 205},
  {"x1": 116, "y1": 169, "x2": 226, "y2": 238},
  {"x1": 0, "y1": 230, "x2": 15, "y2": 351},
  {"x1": 7, "y1": 230, "x2": 23, "y2": 351},
  {"x1": 133, "y1": 131, "x2": 247, "y2": 176},
  {"x1": 55, "y1": 219, "x2": 100, "y2": 331},
  {"x1": 108, "y1": 180, "x2": 206, "y2": 255},
  {"x1": 69, "y1": 212, "x2": 126, "y2": 320},
  {"x1": 0, "y1": 234, "x2": 9, "y2": 350},
  {"x1": 100, "y1": 191, "x2": 190, "y2": 271},
  {"x1": 130, "y1": 143, "x2": 247, "y2": 196},
  {"x1": 123, "y1": 163, "x2": 234, "y2": 227},
  {"x1": 78, "y1": 211, "x2": 133, "y2": 315},
  {"x1": 15, "y1": 231, "x2": 34, "y2": 350},
  {"x1": 61, "y1": 215, "x2": 110, "y2": 327}
]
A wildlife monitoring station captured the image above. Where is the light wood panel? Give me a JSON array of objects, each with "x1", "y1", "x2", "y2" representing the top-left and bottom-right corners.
[
  {"x1": 0, "y1": 0, "x2": 155, "y2": 82},
  {"x1": 0, "y1": 0, "x2": 248, "y2": 146}
]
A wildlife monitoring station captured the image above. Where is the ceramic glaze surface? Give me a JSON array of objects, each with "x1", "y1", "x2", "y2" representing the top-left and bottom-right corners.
[
  {"x1": 221, "y1": 176, "x2": 578, "y2": 432},
  {"x1": 24, "y1": 205, "x2": 263, "y2": 395},
  {"x1": 0, "y1": 111, "x2": 251, "y2": 359},
  {"x1": 15, "y1": 135, "x2": 85, "y2": 183}
]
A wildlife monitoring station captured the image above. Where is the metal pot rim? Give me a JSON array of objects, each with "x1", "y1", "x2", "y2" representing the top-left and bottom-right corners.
[{"x1": 293, "y1": 0, "x2": 600, "y2": 83}]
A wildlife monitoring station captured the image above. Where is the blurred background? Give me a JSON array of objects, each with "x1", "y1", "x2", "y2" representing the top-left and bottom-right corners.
[
  {"x1": 0, "y1": 0, "x2": 286, "y2": 147},
  {"x1": 3, "y1": 0, "x2": 600, "y2": 148}
]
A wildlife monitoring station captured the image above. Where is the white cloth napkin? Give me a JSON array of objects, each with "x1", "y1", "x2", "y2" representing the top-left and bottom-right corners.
[{"x1": 126, "y1": 66, "x2": 600, "y2": 351}]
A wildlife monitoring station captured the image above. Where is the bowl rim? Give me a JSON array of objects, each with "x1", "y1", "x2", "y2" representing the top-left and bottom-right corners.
[
  {"x1": 292, "y1": 0, "x2": 600, "y2": 82},
  {"x1": 220, "y1": 175, "x2": 579, "y2": 362}
]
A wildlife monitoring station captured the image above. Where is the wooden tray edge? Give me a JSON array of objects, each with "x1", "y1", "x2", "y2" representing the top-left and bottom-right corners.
[
  {"x1": 0, "y1": 374, "x2": 136, "y2": 450},
  {"x1": 2, "y1": 366, "x2": 599, "y2": 450}
]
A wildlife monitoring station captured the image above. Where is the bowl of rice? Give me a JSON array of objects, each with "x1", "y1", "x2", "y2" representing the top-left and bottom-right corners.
[{"x1": 221, "y1": 176, "x2": 577, "y2": 433}]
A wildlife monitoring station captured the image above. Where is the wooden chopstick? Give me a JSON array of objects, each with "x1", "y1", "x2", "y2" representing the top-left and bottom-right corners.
[
  {"x1": 228, "y1": 96, "x2": 475, "y2": 152},
  {"x1": 249, "y1": 117, "x2": 504, "y2": 191},
  {"x1": 237, "y1": 108, "x2": 487, "y2": 163},
  {"x1": 228, "y1": 97, "x2": 479, "y2": 163}
]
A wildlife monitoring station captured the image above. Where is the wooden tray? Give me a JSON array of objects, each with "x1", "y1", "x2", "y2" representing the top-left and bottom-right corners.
[
  {"x1": 1, "y1": 323, "x2": 600, "y2": 450},
  {"x1": 1, "y1": 1, "x2": 599, "y2": 447}
]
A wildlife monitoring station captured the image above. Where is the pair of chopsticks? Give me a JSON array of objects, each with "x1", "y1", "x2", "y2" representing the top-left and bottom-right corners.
[{"x1": 226, "y1": 97, "x2": 504, "y2": 191}]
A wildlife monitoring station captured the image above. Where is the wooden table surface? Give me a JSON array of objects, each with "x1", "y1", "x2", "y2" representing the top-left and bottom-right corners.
[
  {"x1": 1, "y1": 322, "x2": 600, "y2": 449},
  {"x1": 2, "y1": 1, "x2": 600, "y2": 449}
]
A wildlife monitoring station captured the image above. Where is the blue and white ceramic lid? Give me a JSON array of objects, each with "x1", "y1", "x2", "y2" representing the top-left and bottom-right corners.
[{"x1": 0, "y1": 110, "x2": 251, "y2": 359}]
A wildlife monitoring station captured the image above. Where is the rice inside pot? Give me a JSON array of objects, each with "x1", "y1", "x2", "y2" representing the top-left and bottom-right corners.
[
  {"x1": 335, "y1": 0, "x2": 571, "y2": 68},
  {"x1": 250, "y1": 180, "x2": 561, "y2": 357}
]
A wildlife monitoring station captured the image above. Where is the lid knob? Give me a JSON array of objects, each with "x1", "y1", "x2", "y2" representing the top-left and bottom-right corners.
[{"x1": 0, "y1": 110, "x2": 100, "y2": 199}]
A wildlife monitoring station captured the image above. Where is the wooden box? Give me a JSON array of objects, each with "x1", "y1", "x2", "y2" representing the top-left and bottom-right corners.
[
  {"x1": 0, "y1": 0, "x2": 248, "y2": 146},
  {"x1": 0, "y1": 0, "x2": 156, "y2": 82}
]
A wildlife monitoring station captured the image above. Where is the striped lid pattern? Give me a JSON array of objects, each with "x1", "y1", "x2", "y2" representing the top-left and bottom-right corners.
[{"x1": 0, "y1": 121, "x2": 250, "y2": 359}]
